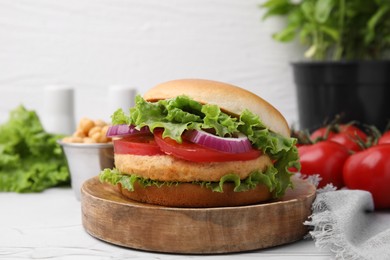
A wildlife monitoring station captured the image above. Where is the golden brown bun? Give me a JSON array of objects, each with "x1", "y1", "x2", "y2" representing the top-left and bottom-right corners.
[
  {"x1": 115, "y1": 153, "x2": 272, "y2": 182},
  {"x1": 118, "y1": 182, "x2": 272, "y2": 208},
  {"x1": 144, "y1": 79, "x2": 290, "y2": 138}
]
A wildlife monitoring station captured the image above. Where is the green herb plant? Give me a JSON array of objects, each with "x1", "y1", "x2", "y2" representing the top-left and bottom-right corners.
[{"x1": 260, "y1": 0, "x2": 390, "y2": 60}]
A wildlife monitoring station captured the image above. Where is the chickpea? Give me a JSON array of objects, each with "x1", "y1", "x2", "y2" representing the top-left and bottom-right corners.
[
  {"x1": 88, "y1": 126, "x2": 102, "y2": 137},
  {"x1": 79, "y1": 118, "x2": 95, "y2": 135},
  {"x1": 62, "y1": 117, "x2": 112, "y2": 144},
  {"x1": 94, "y1": 119, "x2": 106, "y2": 127},
  {"x1": 101, "y1": 125, "x2": 110, "y2": 136},
  {"x1": 83, "y1": 137, "x2": 96, "y2": 143},
  {"x1": 73, "y1": 129, "x2": 86, "y2": 138},
  {"x1": 99, "y1": 135, "x2": 109, "y2": 143},
  {"x1": 61, "y1": 137, "x2": 73, "y2": 143},
  {"x1": 62, "y1": 136, "x2": 84, "y2": 143},
  {"x1": 90, "y1": 132, "x2": 103, "y2": 143},
  {"x1": 101, "y1": 125, "x2": 111, "y2": 141}
]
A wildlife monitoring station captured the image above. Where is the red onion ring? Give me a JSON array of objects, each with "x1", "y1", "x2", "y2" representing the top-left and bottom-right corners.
[
  {"x1": 183, "y1": 130, "x2": 252, "y2": 153},
  {"x1": 106, "y1": 124, "x2": 150, "y2": 137}
]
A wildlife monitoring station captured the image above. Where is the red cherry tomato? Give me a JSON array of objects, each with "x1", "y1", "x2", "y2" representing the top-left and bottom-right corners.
[
  {"x1": 328, "y1": 133, "x2": 363, "y2": 152},
  {"x1": 378, "y1": 131, "x2": 390, "y2": 145},
  {"x1": 310, "y1": 124, "x2": 367, "y2": 152},
  {"x1": 343, "y1": 144, "x2": 390, "y2": 209},
  {"x1": 338, "y1": 125, "x2": 367, "y2": 139},
  {"x1": 298, "y1": 141, "x2": 350, "y2": 188},
  {"x1": 114, "y1": 134, "x2": 164, "y2": 155},
  {"x1": 310, "y1": 127, "x2": 337, "y2": 141},
  {"x1": 154, "y1": 130, "x2": 261, "y2": 163}
]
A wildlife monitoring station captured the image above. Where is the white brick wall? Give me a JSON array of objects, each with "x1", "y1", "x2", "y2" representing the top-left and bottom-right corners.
[{"x1": 0, "y1": 0, "x2": 304, "y2": 129}]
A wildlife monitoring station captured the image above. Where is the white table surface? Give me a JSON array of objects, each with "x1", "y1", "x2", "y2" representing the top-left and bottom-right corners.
[{"x1": 0, "y1": 187, "x2": 331, "y2": 260}]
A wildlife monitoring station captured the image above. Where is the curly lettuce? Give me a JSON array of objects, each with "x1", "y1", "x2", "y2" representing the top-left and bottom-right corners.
[
  {"x1": 100, "y1": 166, "x2": 279, "y2": 194},
  {"x1": 109, "y1": 95, "x2": 300, "y2": 198},
  {"x1": 0, "y1": 106, "x2": 69, "y2": 192}
]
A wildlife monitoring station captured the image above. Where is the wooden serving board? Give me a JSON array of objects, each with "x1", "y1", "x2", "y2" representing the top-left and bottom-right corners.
[{"x1": 81, "y1": 176, "x2": 316, "y2": 254}]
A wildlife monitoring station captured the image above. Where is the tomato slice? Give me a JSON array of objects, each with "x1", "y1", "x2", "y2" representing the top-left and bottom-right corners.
[
  {"x1": 114, "y1": 133, "x2": 165, "y2": 155},
  {"x1": 154, "y1": 130, "x2": 261, "y2": 162}
]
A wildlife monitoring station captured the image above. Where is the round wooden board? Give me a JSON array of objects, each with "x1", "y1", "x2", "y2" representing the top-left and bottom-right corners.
[{"x1": 81, "y1": 176, "x2": 316, "y2": 254}]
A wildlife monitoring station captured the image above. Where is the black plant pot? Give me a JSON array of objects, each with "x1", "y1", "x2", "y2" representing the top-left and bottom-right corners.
[{"x1": 292, "y1": 60, "x2": 390, "y2": 132}]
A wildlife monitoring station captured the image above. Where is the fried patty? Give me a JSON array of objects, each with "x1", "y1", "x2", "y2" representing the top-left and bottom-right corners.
[{"x1": 115, "y1": 153, "x2": 272, "y2": 182}]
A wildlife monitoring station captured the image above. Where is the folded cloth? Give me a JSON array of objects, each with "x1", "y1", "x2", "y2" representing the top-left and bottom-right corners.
[{"x1": 304, "y1": 189, "x2": 390, "y2": 260}]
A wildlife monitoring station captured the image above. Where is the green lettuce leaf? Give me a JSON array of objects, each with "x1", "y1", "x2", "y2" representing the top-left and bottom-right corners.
[
  {"x1": 0, "y1": 106, "x2": 70, "y2": 192},
  {"x1": 111, "y1": 95, "x2": 300, "y2": 198},
  {"x1": 99, "y1": 166, "x2": 279, "y2": 195},
  {"x1": 195, "y1": 166, "x2": 278, "y2": 193},
  {"x1": 125, "y1": 95, "x2": 241, "y2": 143},
  {"x1": 238, "y1": 109, "x2": 300, "y2": 197}
]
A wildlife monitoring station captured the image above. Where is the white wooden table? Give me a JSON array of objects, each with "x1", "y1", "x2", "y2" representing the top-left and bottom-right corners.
[{"x1": 0, "y1": 188, "x2": 331, "y2": 260}]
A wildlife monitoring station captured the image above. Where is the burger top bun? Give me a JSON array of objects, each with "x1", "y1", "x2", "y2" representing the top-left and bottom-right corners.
[{"x1": 144, "y1": 79, "x2": 290, "y2": 138}]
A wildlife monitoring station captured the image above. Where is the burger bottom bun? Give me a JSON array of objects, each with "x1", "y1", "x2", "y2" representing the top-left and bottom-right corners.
[{"x1": 117, "y1": 182, "x2": 272, "y2": 208}]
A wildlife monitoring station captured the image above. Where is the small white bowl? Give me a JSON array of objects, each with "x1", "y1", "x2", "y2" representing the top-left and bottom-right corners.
[{"x1": 58, "y1": 140, "x2": 114, "y2": 200}]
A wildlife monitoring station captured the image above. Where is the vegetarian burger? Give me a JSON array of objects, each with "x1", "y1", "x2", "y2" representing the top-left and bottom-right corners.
[{"x1": 99, "y1": 79, "x2": 299, "y2": 207}]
